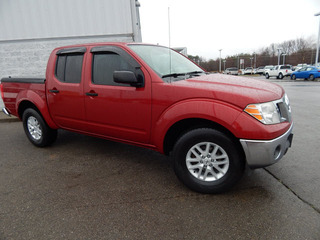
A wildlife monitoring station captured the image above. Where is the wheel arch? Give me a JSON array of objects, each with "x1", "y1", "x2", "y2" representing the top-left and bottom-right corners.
[
  {"x1": 18, "y1": 99, "x2": 58, "y2": 129},
  {"x1": 163, "y1": 118, "x2": 243, "y2": 156}
]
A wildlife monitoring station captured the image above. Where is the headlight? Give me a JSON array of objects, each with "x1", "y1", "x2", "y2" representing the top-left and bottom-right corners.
[{"x1": 244, "y1": 101, "x2": 281, "y2": 124}]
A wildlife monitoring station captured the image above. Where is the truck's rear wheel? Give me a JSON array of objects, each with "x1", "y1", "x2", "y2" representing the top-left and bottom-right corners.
[
  {"x1": 279, "y1": 73, "x2": 283, "y2": 79},
  {"x1": 172, "y1": 128, "x2": 245, "y2": 194},
  {"x1": 22, "y1": 108, "x2": 57, "y2": 147}
]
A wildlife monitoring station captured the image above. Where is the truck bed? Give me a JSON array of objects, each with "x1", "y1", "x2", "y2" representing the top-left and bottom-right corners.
[{"x1": 1, "y1": 77, "x2": 46, "y2": 117}]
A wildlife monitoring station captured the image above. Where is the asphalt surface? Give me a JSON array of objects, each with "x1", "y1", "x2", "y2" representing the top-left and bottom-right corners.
[{"x1": 0, "y1": 77, "x2": 320, "y2": 239}]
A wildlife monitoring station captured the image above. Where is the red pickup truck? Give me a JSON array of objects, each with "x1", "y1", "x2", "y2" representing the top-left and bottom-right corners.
[{"x1": 0, "y1": 42, "x2": 293, "y2": 193}]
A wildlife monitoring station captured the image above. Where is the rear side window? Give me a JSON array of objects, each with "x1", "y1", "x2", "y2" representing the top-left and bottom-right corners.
[
  {"x1": 280, "y1": 66, "x2": 291, "y2": 69},
  {"x1": 55, "y1": 54, "x2": 84, "y2": 83}
]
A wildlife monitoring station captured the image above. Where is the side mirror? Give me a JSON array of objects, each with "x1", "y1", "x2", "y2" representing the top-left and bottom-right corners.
[{"x1": 113, "y1": 71, "x2": 143, "y2": 87}]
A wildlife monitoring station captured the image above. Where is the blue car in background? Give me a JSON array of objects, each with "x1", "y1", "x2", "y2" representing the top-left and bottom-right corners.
[{"x1": 291, "y1": 66, "x2": 320, "y2": 80}]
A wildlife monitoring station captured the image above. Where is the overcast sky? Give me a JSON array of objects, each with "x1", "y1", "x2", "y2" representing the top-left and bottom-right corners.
[{"x1": 139, "y1": 0, "x2": 320, "y2": 60}]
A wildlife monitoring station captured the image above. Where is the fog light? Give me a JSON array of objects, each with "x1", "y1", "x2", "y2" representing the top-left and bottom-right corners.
[{"x1": 274, "y1": 145, "x2": 281, "y2": 160}]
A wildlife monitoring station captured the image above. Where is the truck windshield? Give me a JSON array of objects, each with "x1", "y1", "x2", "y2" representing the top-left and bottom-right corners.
[{"x1": 128, "y1": 45, "x2": 205, "y2": 82}]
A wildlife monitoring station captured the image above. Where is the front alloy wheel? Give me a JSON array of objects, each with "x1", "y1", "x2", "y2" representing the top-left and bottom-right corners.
[
  {"x1": 186, "y1": 142, "x2": 229, "y2": 182},
  {"x1": 172, "y1": 128, "x2": 245, "y2": 194},
  {"x1": 265, "y1": 73, "x2": 270, "y2": 79}
]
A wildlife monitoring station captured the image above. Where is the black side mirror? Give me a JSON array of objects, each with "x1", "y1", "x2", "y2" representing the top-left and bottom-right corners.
[{"x1": 113, "y1": 71, "x2": 143, "y2": 87}]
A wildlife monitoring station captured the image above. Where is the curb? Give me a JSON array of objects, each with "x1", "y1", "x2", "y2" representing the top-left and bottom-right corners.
[{"x1": 0, "y1": 113, "x2": 20, "y2": 123}]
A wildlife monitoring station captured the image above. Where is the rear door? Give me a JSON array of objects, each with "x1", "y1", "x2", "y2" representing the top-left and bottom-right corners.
[
  {"x1": 46, "y1": 47, "x2": 87, "y2": 131},
  {"x1": 83, "y1": 46, "x2": 152, "y2": 143}
]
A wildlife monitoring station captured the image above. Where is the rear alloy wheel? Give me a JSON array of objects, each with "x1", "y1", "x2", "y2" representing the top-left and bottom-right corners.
[
  {"x1": 308, "y1": 74, "x2": 315, "y2": 81},
  {"x1": 172, "y1": 128, "x2": 245, "y2": 194},
  {"x1": 278, "y1": 73, "x2": 283, "y2": 79},
  {"x1": 291, "y1": 74, "x2": 296, "y2": 80},
  {"x1": 22, "y1": 108, "x2": 57, "y2": 147}
]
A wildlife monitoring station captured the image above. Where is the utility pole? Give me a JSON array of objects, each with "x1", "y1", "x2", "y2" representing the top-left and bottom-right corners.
[
  {"x1": 219, "y1": 49, "x2": 222, "y2": 73},
  {"x1": 315, "y1": 12, "x2": 320, "y2": 66},
  {"x1": 277, "y1": 48, "x2": 282, "y2": 65},
  {"x1": 282, "y1": 53, "x2": 287, "y2": 65}
]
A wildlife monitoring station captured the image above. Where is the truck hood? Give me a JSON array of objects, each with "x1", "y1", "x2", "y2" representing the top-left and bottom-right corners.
[{"x1": 172, "y1": 73, "x2": 284, "y2": 109}]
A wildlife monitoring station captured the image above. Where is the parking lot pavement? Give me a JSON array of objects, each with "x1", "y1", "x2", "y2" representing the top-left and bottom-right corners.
[
  {"x1": 1, "y1": 118, "x2": 320, "y2": 239},
  {"x1": 264, "y1": 79, "x2": 320, "y2": 213}
]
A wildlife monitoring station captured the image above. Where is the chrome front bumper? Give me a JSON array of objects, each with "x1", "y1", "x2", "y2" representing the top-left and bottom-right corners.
[{"x1": 240, "y1": 124, "x2": 293, "y2": 168}]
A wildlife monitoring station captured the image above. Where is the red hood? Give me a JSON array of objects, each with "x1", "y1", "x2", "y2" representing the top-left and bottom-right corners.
[{"x1": 171, "y1": 73, "x2": 284, "y2": 109}]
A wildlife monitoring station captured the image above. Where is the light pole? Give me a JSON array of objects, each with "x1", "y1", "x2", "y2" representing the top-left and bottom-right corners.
[
  {"x1": 315, "y1": 12, "x2": 320, "y2": 66},
  {"x1": 277, "y1": 48, "x2": 282, "y2": 65},
  {"x1": 223, "y1": 60, "x2": 226, "y2": 71},
  {"x1": 250, "y1": 57, "x2": 253, "y2": 67},
  {"x1": 219, "y1": 49, "x2": 222, "y2": 72},
  {"x1": 282, "y1": 53, "x2": 287, "y2": 65},
  {"x1": 237, "y1": 55, "x2": 239, "y2": 69}
]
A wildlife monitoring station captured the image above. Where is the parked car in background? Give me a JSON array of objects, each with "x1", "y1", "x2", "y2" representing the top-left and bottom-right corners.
[
  {"x1": 291, "y1": 66, "x2": 320, "y2": 80},
  {"x1": 293, "y1": 63, "x2": 308, "y2": 71},
  {"x1": 242, "y1": 67, "x2": 254, "y2": 75},
  {"x1": 256, "y1": 66, "x2": 265, "y2": 75},
  {"x1": 263, "y1": 65, "x2": 274, "y2": 75},
  {"x1": 224, "y1": 67, "x2": 238, "y2": 75},
  {"x1": 265, "y1": 65, "x2": 292, "y2": 79}
]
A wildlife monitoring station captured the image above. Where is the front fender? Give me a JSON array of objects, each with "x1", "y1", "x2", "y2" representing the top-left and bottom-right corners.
[
  {"x1": 152, "y1": 99, "x2": 242, "y2": 152},
  {"x1": 16, "y1": 89, "x2": 58, "y2": 129}
]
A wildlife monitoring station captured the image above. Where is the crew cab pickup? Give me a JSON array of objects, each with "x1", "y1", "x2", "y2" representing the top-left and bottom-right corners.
[
  {"x1": 0, "y1": 42, "x2": 293, "y2": 193},
  {"x1": 265, "y1": 65, "x2": 293, "y2": 79}
]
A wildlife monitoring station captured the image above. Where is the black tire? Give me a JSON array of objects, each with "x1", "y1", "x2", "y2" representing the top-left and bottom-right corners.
[
  {"x1": 291, "y1": 74, "x2": 296, "y2": 80},
  {"x1": 308, "y1": 74, "x2": 315, "y2": 81},
  {"x1": 22, "y1": 108, "x2": 57, "y2": 147},
  {"x1": 172, "y1": 128, "x2": 245, "y2": 194},
  {"x1": 279, "y1": 73, "x2": 283, "y2": 79},
  {"x1": 265, "y1": 73, "x2": 269, "y2": 79}
]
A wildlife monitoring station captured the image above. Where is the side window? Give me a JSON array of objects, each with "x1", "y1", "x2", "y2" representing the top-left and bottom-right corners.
[
  {"x1": 55, "y1": 54, "x2": 83, "y2": 83},
  {"x1": 92, "y1": 52, "x2": 136, "y2": 86}
]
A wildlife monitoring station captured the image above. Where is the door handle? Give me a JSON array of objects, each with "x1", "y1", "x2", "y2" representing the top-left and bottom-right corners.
[
  {"x1": 86, "y1": 92, "x2": 98, "y2": 97},
  {"x1": 49, "y1": 89, "x2": 59, "y2": 93}
]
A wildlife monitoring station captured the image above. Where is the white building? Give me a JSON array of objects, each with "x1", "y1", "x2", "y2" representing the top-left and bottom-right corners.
[{"x1": 0, "y1": 0, "x2": 142, "y2": 78}]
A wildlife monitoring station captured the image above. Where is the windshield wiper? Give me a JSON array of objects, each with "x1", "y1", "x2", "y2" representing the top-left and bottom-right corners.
[
  {"x1": 162, "y1": 73, "x2": 187, "y2": 79},
  {"x1": 162, "y1": 71, "x2": 205, "y2": 79},
  {"x1": 187, "y1": 71, "x2": 206, "y2": 76}
]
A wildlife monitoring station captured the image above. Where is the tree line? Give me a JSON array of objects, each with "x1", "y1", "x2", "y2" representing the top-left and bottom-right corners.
[{"x1": 188, "y1": 36, "x2": 318, "y2": 72}]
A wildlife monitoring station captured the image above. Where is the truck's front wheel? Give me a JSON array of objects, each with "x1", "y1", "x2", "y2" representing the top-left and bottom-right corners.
[
  {"x1": 265, "y1": 73, "x2": 270, "y2": 79},
  {"x1": 22, "y1": 108, "x2": 57, "y2": 147},
  {"x1": 172, "y1": 128, "x2": 245, "y2": 194}
]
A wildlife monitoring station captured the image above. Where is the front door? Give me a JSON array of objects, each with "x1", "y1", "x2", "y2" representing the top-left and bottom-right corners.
[{"x1": 84, "y1": 46, "x2": 152, "y2": 143}]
